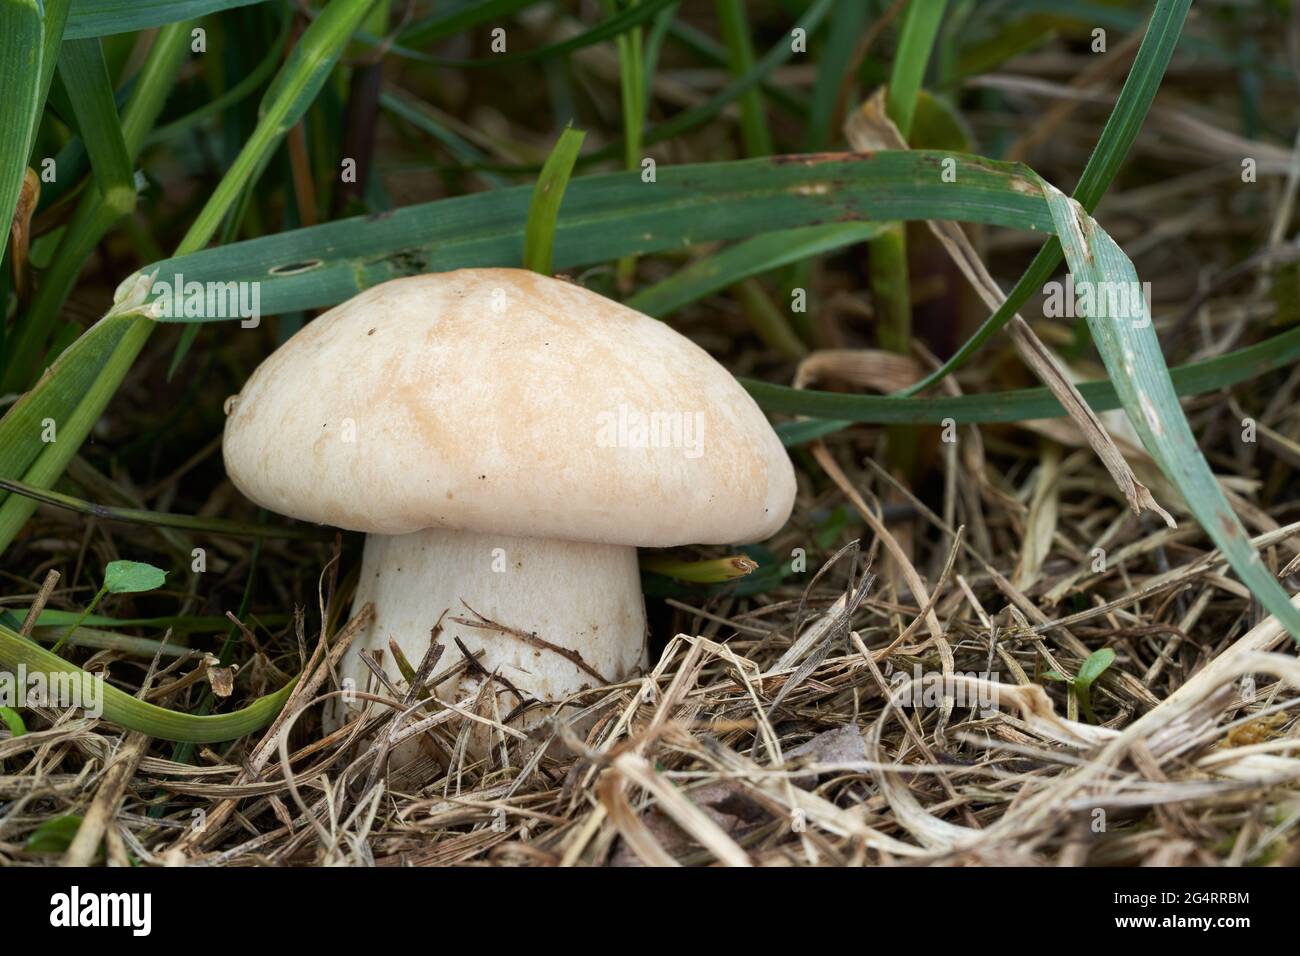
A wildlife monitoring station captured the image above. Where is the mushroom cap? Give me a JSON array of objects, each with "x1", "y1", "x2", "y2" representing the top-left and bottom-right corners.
[{"x1": 222, "y1": 269, "x2": 796, "y2": 547}]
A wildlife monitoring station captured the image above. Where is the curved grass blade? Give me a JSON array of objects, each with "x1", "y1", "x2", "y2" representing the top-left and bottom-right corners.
[
  {"x1": 139, "y1": 151, "x2": 1053, "y2": 319},
  {"x1": 752, "y1": 323, "x2": 1300, "y2": 427},
  {"x1": 626, "y1": 222, "x2": 885, "y2": 318},
  {"x1": 0, "y1": 474, "x2": 333, "y2": 540},
  {"x1": 0, "y1": 283, "x2": 156, "y2": 553},
  {"x1": 64, "y1": 0, "x2": 264, "y2": 39},
  {"x1": 0, "y1": 621, "x2": 296, "y2": 742},
  {"x1": 901, "y1": 0, "x2": 1192, "y2": 396},
  {"x1": 1040, "y1": 182, "x2": 1300, "y2": 641}
]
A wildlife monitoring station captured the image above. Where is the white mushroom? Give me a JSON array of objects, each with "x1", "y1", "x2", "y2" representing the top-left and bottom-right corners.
[{"x1": 222, "y1": 268, "x2": 796, "y2": 742}]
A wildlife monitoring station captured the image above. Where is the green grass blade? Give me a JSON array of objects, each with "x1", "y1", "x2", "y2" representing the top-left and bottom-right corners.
[
  {"x1": 0, "y1": 0, "x2": 44, "y2": 266},
  {"x1": 0, "y1": 303, "x2": 154, "y2": 554},
  {"x1": 1040, "y1": 182, "x2": 1300, "y2": 642},
  {"x1": 139, "y1": 151, "x2": 1053, "y2": 319},
  {"x1": 522, "y1": 126, "x2": 585, "y2": 275},
  {"x1": 0, "y1": 475, "x2": 334, "y2": 540},
  {"x1": 887, "y1": 0, "x2": 948, "y2": 141},
  {"x1": 374, "y1": 0, "x2": 675, "y2": 68},
  {"x1": 148, "y1": 2, "x2": 291, "y2": 144},
  {"x1": 175, "y1": 0, "x2": 378, "y2": 257},
  {"x1": 398, "y1": 0, "x2": 539, "y2": 47},
  {"x1": 626, "y1": 222, "x2": 885, "y2": 318},
  {"x1": 166, "y1": 0, "x2": 380, "y2": 374},
  {"x1": 715, "y1": 0, "x2": 771, "y2": 156},
  {"x1": 57, "y1": 37, "x2": 135, "y2": 214},
  {"x1": 901, "y1": 0, "x2": 1192, "y2": 396},
  {"x1": 0, "y1": 621, "x2": 296, "y2": 742},
  {"x1": 38, "y1": 1, "x2": 72, "y2": 109},
  {"x1": 64, "y1": 0, "x2": 263, "y2": 39},
  {"x1": 0, "y1": 308, "x2": 138, "y2": 514},
  {"x1": 1, "y1": 20, "x2": 191, "y2": 392},
  {"x1": 750, "y1": 323, "x2": 1300, "y2": 427},
  {"x1": 804, "y1": 0, "x2": 868, "y2": 149}
]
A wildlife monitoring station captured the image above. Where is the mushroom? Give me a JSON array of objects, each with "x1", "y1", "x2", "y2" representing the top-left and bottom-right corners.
[{"x1": 222, "y1": 269, "x2": 796, "y2": 742}]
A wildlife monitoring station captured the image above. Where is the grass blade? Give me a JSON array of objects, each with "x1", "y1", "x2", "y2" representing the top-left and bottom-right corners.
[
  {"x1": 1, "y1": 19, "x2": 191, "y2": 392},
  {"x1": 57, "y1": 37, "x2": 135, "y2": 213},
  {"x1": 750, "y1": 323, "x2": 1300, "y2": 427},
  {"x1": 1040, "y1": 182, "x2": 1300, "y2": 641},
  {"x1": 166, "y1": 0, "x2": 380, "y2": 374},
  {"x1": 522, "y1": 126, "x2": 585, "y2": 275},
  {"x1": 64, "y1": 0, "x2": 264, "y2": 39},
  {"x1": 139, "y1": 151, "x2": 1054, "y2": 319},
  {"x1": 626, "y1": 222, "x2": 885, "y2": 318},
  {"x1": 715, "y1": 0, "x2": 771, "y2": 156},
  {"x1": 0, "y1": 0, "x2": 44, "y2": 266},
  {"x1": 901, "y1": 0, "x2": 1192, "y2": 396},
  {"x1": 0, "y1": 621, "x2": 295, "y2": 742}
]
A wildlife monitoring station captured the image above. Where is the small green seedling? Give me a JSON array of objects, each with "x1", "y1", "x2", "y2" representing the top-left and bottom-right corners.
[
  {"x1": 24, "y1": 814, "x2": 84, "y2": 854},
  {"x1": 0, "y1": 706, "x2": 25, "y2": 738},
  {"x1": 51, "y1": 560, "x2": 167, "y2": 655},
  {"x1": 1046, "y1": 647, "x2": 1116, "y2": 724}
]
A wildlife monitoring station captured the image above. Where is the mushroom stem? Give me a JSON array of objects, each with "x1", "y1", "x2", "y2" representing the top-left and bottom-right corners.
[{"x1": 335, "y1": 527, "x2": 648, "y2": 733}]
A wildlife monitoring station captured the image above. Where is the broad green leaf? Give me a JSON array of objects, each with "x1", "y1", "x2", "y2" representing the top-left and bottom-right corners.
[
  {"x1": 523, "y1": 127, "x2": 585, "y2": 275},
  {"x1": 103, "y1": 560, "x2": 166, "y2": 594},
  {"x1": 1076, "y1": 647, "x2": 1117, "y2": 689}
]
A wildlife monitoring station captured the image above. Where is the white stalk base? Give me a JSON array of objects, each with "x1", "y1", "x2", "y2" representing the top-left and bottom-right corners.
[{"x1": 328, "y1": 527, "x2": 647, "y2": 748}]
